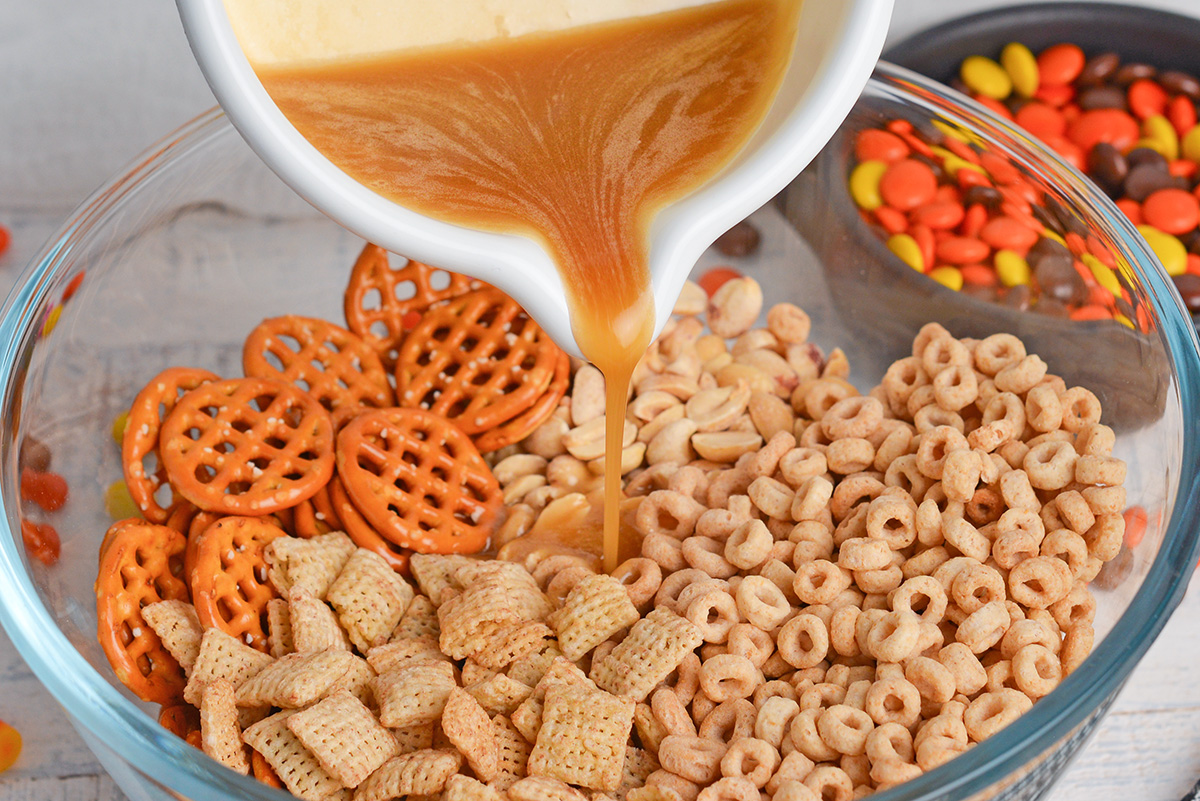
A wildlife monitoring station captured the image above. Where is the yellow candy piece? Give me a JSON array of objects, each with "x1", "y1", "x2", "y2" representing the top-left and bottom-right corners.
[
  {"x1": 1182, "y1": 124, "x2": 1200, "y2": 164},
  {"x1": 1082, "y1": 253, "x2": 1121, "y2": 295},
  {"x1": 1142, "y1": 115, "x2": 1179, "y2": 161},
  {"x1": 961, "y1": 55, "x2": 1013, "y2": 100},
  {"x1": 1114, "y1": 313, "x2": 1135, "y2": 330},
  {"x1": 111, "y1": 411, "x2": 129, "y2": 445},
  {"x1": 41, "y1": 306, "x2": 61, "y2": 338},
  {"x1": 941, "y1": 154, "x2": 986, "y2": 178},
  {"x1": 929, "y1": 266, "x2": 964, "y2": 291},
  {"x1": 887, "y1": 234, "x2": 925, "y2": 272},
  {"x1": 1000, "y1": 42, "x2": 1039, "y2": 98},
  {"x1": 1041, "y1": 229, "x2": 1067, "y2": 247},
  {"x1": 105, "y1": 480, "x2": 141, "y2": 521},
  {"x1": 994, "y1": 249, "x2": 1032, "y2": 287},
  {"x1": 0, "y1": 719, "x2": 21, "y2": 773},
  {"x1": 1138, "y1": 224, "x2": 1188, "y2": 276},
  {"x1": 849, "y1": 160, "x2": 888, "y2": 210}
]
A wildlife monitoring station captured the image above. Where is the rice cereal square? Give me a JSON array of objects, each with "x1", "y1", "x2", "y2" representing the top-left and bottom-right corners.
[
  {"x1": 527, "y1": 684, "x2": 634, "y2": 792},
  {"x1": 286, "y1": 690, "x2": 398, "y2": 788}
]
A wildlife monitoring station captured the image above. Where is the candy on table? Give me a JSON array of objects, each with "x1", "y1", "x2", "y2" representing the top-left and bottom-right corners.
[{"x1": 0, "y1": 719, "x2": 20, "y2": 773}]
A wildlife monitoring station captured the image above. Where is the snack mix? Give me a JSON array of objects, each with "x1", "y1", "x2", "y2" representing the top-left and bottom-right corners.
[{"x1": 96, "y1": 242, "x2": 1127, "y2": 801}]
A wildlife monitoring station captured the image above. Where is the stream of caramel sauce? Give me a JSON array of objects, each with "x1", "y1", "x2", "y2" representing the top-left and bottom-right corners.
[{"x1": 255, "y1": 0, "x2": 800, "y2": 570}]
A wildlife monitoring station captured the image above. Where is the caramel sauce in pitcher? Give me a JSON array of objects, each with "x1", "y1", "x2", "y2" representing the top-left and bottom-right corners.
[{"x1": 255, "y1": 0, "x2": 800, "y2": 571}]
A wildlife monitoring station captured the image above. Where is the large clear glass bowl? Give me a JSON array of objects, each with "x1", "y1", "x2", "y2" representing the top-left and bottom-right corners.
[{"x1": 1, "y1": 62, "x2": 1198, "y2": 801}]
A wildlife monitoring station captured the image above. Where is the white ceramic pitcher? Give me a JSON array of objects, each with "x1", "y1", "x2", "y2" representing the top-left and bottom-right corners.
[{"x1": 177, "y1": 0, "x2": 893, "y2": 358}]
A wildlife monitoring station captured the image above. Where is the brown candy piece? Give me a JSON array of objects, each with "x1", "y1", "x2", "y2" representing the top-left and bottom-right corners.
[{"x1": 713, "y1": 221, "x2": 761, "y2": 258}]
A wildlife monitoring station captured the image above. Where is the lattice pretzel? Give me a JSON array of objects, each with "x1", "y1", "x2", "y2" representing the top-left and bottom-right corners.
[
  {"x1": 123, "y1": 367, "x2": 219, "y2": 523},
  {"x1": 327, "y1": 473, "x2": 412, "y2": 572},
  {"x1": 475, "y1": 350, "x2": 569, "y2": 453},
  {"x1": 343, "y1": 244, "x2": 481, "y2": 369},
  {"x1": 190, "y1": 516, "x2": 287, "y2": 652},
  {"x1": 395, "y1": 288, "x2": 566, "y2": 437},
  {"x1": 95, "y1": 520, "x2": 189, "y2": 705},
  {"x1": 159, "y1": 377, "x2": 335, "y2": 515},
  {"x1": 336, "y1": 408, "x2": 502, "y2": 554},
  {"x1": 243, "y1": 315, "x2": 394, "y2": 413}
]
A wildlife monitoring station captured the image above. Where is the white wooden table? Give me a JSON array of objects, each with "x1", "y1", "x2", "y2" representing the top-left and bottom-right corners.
[{"x1": 1, "y1": 0, "x2": 1199, "y2": 798}]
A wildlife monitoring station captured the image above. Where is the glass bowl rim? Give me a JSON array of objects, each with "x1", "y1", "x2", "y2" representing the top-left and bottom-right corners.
[{"x1": 0, "y1": 62, "x2": 1197, "y2": 800}]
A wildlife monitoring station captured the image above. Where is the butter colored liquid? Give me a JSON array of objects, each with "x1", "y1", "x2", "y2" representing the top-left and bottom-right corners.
[{"x1": 256, "y1": 0, "x2": 800, "y2": 571}]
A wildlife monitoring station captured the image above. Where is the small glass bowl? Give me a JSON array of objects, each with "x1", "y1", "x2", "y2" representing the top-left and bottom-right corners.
[{"x1": 0, "y1": 63, "x2": 1198, "y2": 801}]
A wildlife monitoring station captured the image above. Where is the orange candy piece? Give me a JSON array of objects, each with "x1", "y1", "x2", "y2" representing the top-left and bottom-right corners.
[
  {"x1": 0, "y1": 720, "x2": 20, "y2": 773},
  {"x1": 879, "y1": 159, "x2": 938, "y2": 211},
  {"x1": 20, "y1": 520, "x2": 60, "y2": 566},
  {"x1": 854, "y1": 129, "x2": 909, "y2": 163},
  {"x1": 1067, "y1": 109, "x2": 1140, "y2": 154},
  {"x1": 697, "y1": 266, "x2": 742, "y2": 297},
  {"x1": 980, "y1": 216, "x2": 1041, "y2": 254},
  {"x1": 1168, "y1": 94, "x2": 1197, "y2": 137},
  {"x1": 1015, "y1": 102, "x2": 1067, "y2": 140},
  {"x1": 1127, "y1": 78, "x2": 1168, "y2": 121},
  {"x1": 912, "y1": 201, "x2": 965, "y2": 230},
  {"x1": 1141, "y1": 188, "x2": 1200, "y2": 235},
  {"x1": 1037, "y1": 43, "x2": 1085, "y2": 86},
  {"x1": 937, "y1": 236, "x2": 990, "y2": 266}
]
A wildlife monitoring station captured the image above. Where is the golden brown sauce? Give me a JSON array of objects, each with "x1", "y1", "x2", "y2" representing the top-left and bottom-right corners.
[{"x1": 256, "y1": 0, "x2": 800, "y2": 570}]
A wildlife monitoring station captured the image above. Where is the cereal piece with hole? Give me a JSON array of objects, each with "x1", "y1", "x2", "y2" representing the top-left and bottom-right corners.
[
  {"x1": 592, "y1": 608, "x2": 704, "y2": 701},
  {"x1": 327, "y1": 549, "x2": 415, "y2": 651},
  {"x1": 354, "y1": 749, "x2": 463, "y2": 801},
  {"x1": 236, "y1": 649, "x2": 357, "y2": 708},
  {"x1": 243, "y1": 710, "x2": 345, "y2": 801},
  {"x1": 266, "y1": 532, "x2": 357, "y2": 599},
  {"x1": 183, "y1": 627, "x2": 275, "y2": 707},
  {"x1": 550, "y1": 574, "x2": 640, "y2": 662},
  {"x1": 289, "y1": 586, "x2": 352, "y2": 653},
  {"x1": 528, "y1": 684, "x2": 635, "y2": 791},
  {"x1": 286, "y1": 690, "x2": 399, "y2": 788},
  {"x1": 373, "y1": 662, "x2": 458, "y2": 728},
  {"x1": 141, "y1": 600, "x2": 204, "y2": 674},
  {"x1": 442, "y1": 687, "x2": 500, "y2": 780},
  {"x1": 199, "y1": 678, "x2": 249, "y2": 775}
]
